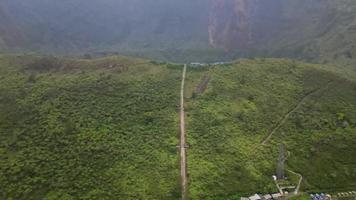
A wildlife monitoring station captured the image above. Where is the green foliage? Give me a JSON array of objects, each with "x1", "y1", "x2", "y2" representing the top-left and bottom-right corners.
[
  {"x1": 1, "y1": 55, "x2": 356, "y2": 199},
  {"x1": 0, "y1": 55, "x2": 181, "y2": 199},
  {"x1": 290, "y1": 194, "x2": 310, "y2": 200},
  {"x1": 166, "y1": 63, "x2": 184, "y2": 70},
  {"x1": 185, "y1": 59, "x2": 356, "y2": 198}
]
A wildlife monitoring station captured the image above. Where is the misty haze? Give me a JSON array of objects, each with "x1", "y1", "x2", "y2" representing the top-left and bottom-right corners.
[{"x1": 0, "y1": 0, "x2": 356, "y2": 200}]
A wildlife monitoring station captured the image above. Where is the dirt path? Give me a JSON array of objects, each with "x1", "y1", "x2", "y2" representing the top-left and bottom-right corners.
[
  {"x1": 180, "y1": 64, "x2": 188, "y2": 200},
  {"x1": 285, "y1": 152, "x2": 303, "y2": 195},
  {"x1": 274, "y1": 151, "x2": 303, "y2": 197},
  {"x1": 287, "y1": 169, "x2": 303, "y2": 195},
  {"x1": 261, "y1": 82, "x2": 332, "y2": 145}
]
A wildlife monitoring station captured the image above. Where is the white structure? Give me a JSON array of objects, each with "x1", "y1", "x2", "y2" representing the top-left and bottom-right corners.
[
  {"x1": 272, "y1": 175, "x2": 277, "y2": 181},
  {"x1": 249, "y1": 194, "x2": 262, "y2": 200},
  {"x1": 263, "y1": 194, "x2": 273, "y2": 200},
  {"x1": 190, "y1": 62, "x2": 206, "y2": 66},
  {"x1": 271, "y1": 193, "x2": 282, "y2": 199}
]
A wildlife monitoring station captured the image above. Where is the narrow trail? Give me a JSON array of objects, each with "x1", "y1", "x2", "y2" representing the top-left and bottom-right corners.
[
  {"x1": 285, "y1": 152, "x2": 303, "y2": 195},
  {"x1": 180, "y1": 65, "x2": 188, "y2": 200},
  {"x1": 261, "y1": 82, "x2": 333, "y2": 145},
  {"x1": 287, "y1": 169, "x2": 303, "y2": 195},
  {"x1": 274, "y1": 151, "x2": 303, "y2": 197}
]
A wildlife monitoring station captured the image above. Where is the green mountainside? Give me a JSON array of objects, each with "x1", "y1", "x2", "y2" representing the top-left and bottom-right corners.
[
  {"x1": 0, "y1": 55, "x2": 182, "y2": 199},
  {"x1": 185, "y1": 59, "x2": 356, "y2": 199},
  {"x1": 1, "y1": 55, "x2": 355, "y2": 199},
  {"x1": 1, "y1": 0, "x2": 356, "y2": 199}
]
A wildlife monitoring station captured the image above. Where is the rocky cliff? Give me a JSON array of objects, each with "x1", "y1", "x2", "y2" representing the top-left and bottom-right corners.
[
  {"x1": 0, "y1": 0, "x2": 355, "y2": 63},
  {"x1": 208, "y1": 0, "x2": 356, "y2": 63},
  {"x1": 208, "y1": 0, "x2": 287, "y2": 51},
  {"x1": 208, "y1": 0, "x2": 256, "y2": 51}
]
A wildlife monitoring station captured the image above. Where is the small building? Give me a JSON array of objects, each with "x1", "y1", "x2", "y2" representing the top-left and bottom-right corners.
[
  {"x1": 263, "y1": 194, "x2": 273, "y2": 200},
  {"x1": 190, "y1": 62, "x2": 206, "y2": 67},
  {"x1": 241, "y1": 197, "x2": 250, "y2": 200},
  {"x1": 271, "y1": 193, "x2": 282, "y2": 199},
  {"x1": 272, "y1": 175, "x2": 277, "y2": 181},
  {"x1": 249, "y1": 194, "x2": 262, "y2": 200}
]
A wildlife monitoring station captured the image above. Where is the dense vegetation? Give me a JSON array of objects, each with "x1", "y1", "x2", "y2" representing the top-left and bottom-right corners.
[
  {"x1": 185, "y1": 59, "x2": 356, "y2": 199},
  {"x1": 0, "y1": 55, "x2": 182, "y2": 199},
  {"x1": 1, "y1": 1, "x2": 356, "y2": 199},
  {"x1": 1, "y1": 55, "x2": 355, "y2": 199}
]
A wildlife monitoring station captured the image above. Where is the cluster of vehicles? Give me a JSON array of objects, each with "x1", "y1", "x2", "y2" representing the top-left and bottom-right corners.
[
  {"x1": 310, "y1": 191, "x2": 356, "y2": 199},
  {"x1": 310, "y1": 193, "x2": 331, "y2": 200},
  {"x1": 336, "y1": 191, "x2": 356, "y2": 198}
]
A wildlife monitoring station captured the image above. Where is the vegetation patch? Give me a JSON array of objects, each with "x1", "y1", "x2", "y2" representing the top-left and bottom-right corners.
[
  {"x1": 185, "y1": 59, "x2": 356, "y2": 199},
  {"x1": 0, "y1": 55, "x2": 181, "y2": 200}
]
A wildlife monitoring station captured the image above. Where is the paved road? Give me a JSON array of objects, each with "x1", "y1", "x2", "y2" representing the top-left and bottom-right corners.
[{"x1": 180, "y1": 65, "x2": 188, "y2": 200}]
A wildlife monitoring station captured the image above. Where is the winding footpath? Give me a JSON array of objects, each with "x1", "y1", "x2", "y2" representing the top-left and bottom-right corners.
[
  {"x1": 285, "y1": 152, "x2": 303, "y2": 195},
  {"x1": 287, "y1": 169, "x2": 303, "y2": 195},
  {"x1": 261, "y1": 82, "x2": 333, "y2": 145},
  {"x1": 180, "y1": 65, "x2": 188, "y2": 200},
  {"x1": 274, "y1": 151, "x2": 303, "y2": 196}
]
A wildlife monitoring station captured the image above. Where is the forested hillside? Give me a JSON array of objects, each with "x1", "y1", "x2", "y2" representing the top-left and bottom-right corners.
[
  {"x1": 1, "y1": 0, "x2": 356, "y2": 199},
  {"x1": 185, "y1": 59, "x2": 356, "y2": 199},
  {"x1": 1, "y1": 55, "x2": 355, "y2": 199},
  {"x1": 0, "y1": 55, "x2": 182, "y2": 199}
]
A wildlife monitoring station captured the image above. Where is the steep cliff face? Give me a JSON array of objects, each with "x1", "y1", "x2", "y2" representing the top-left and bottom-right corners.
[
  {"x1": 0, "y1": 0, "x2": 355, "y2": 62},
  {"x1": 208, "y1": 0, "x2": 286, "y2": 51},
  {"x1": 208, "y1": 0, "x2": 356, "y2": 63},
  {"x1": 208, "y1": 0, "x2": 256, "y2": 51}
]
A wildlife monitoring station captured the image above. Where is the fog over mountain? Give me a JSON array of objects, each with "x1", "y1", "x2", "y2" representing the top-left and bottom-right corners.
[{"x1": 1, "y1": 0, "x2": 356, "y2": 62}]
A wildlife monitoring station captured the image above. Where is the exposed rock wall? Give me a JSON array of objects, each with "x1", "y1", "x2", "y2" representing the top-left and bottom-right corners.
[
  {"x1": 208, "y1": 0, "x2": 257, "y2": 51},
  {"x1": 207, "y1": 0, "x2": 356, "y2": 56}
]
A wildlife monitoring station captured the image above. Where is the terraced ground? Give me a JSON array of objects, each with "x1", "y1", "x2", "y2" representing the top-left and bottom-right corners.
[{"x1": 185, "y1": 59, "x2": 356, "y2": 199}]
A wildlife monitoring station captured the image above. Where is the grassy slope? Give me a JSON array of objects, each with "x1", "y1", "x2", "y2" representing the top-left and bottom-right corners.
[
  {"x1": 0, "y1": 55, "x2": 182, "y2": 200},
  {"x1": 185, "y1": 59, "x2": 356, "y2": 199}
]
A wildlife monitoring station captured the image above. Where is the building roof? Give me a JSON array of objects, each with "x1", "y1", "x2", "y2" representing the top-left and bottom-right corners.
[
  {"x1": 263, "y1": 194, "x2": 272, "y2": 200},
  {"x1": 271, "y1": 193, "x2": 282, "y2": 199},
  {"x1": 241, "y1": 197, "x2": 250, "y2": 200},
  {"x1": 249, "y1": 194, "x2": 262, "y2": 200}
]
